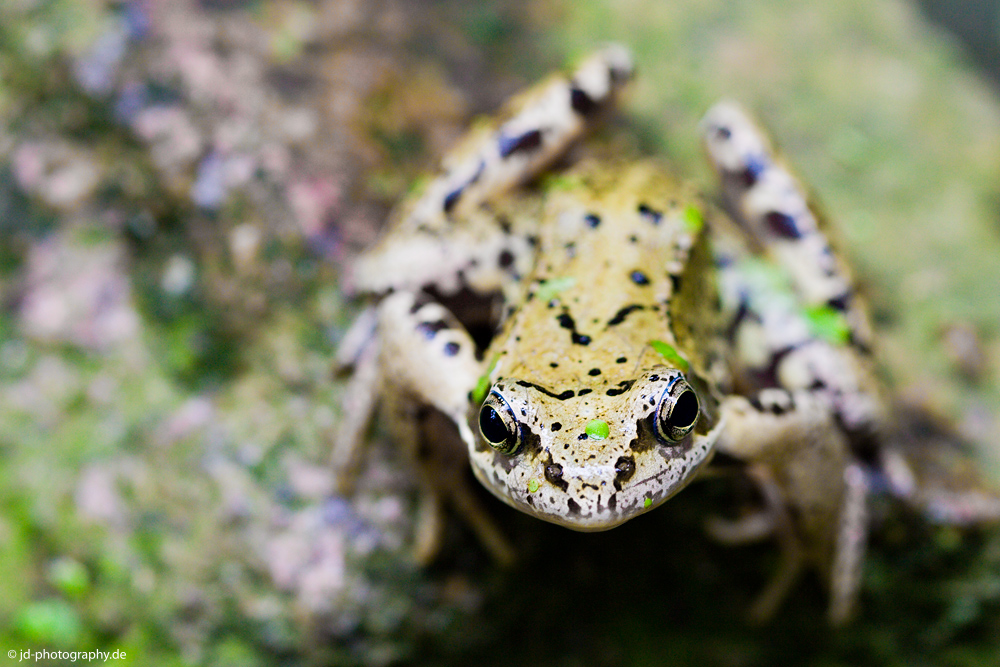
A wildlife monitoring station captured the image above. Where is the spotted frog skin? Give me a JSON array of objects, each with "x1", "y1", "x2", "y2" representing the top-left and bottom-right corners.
[{"x1": 336, "y1": 46, "x2": 887, "y2": 623}]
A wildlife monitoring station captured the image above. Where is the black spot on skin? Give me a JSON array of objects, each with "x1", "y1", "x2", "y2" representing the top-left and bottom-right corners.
[
  {"x1": 578, "y1": 433, "x2": 588, "y2": 440},
  {"x1": 545, "y1": 462, "x2": 569, "y2": 491},
  {"x1": 557, "y1": 311, "x2": 593, "y2": 346},
  {"x1": 764, "y1": 211, "x2": 802, "y2": 239},
  {"x1": 630, "y1": 416, "x2": 656, "y2": 453},
  {"x1": 566, "y1": 498, "x2": 582, "y2": 516},
  {"x1": 616, "y1": 356, "x2": 627, "y2": 364},
  {"x1": 521, "y1": 424, "x2": 543, "y2": 458},
  {"x1": 570, "y1": 86, "x2": 599, "y2": 115},
  {"x1": 443, "y1": 341, "x2": 460, "y2": 356},
  {"x1": 416, "y1": 320, "x2": 449, "y2": 339},
  {"x1": 498, "y1": 249, "x2": 515, "y2": 268},
  {"x1": 630, "y1": 271, "x2": 650, "y2": 286},
  {"x1": 588, "y1": 368, "x2": 602, "y2": 376},
  {"x1": 606, "y1": 379, "x2": 636, "y2": 397},
  {"x1": 551, "y1": 422, "x2": 562, "y2": 432},
  {"x1": 736, "y1": 154, "x2": 767, "y2": 188},
  {"x1": 629, "y1": 235, "x2": 639, "y2": 244},
  {"x1": 584, "y1": 213, "x2": 601, "y2": 229},
  {"x1": 550, "y1": 362, "x2": 559, "y2": 368},
  {"x1": 607, "y1": 304, "x2": 645, "y2": 327},
  {"x1": 648, "y1": 374, "x2": 659, "y2": 382},
  {"x1": 669, "y1": 274, "x2": 682, "y2": 294},
  {"x1": 608, "y1": 493, "x2": 617, "y2": 511},
  {"x1": 497, "y1": 216, "x2": 512, "y2": 234},
  {"x1": 827, "y1": 291, "x2": 852, "y2": 312},
  {"x1": 613, "y1": 455, "x2": 636, "y2": 491},
  {"x1": 714, "y1": 125, "x2": 732, "y2": 140},
  {"x1": 638, "y1": 203, "x2": 663, "y2": 225},
  {"x1": 755, "y1": 395, "x2": 788, "y2": 415},
  {"x1": 443, "y1": 188, "x2": 462, "y2": 213},
  {"x1": 408, "y1": 294, "x2": 431, "y2": 314},
  {"x1": 577, "y1": 388, "x2": 592, "y2": 396},
  {"x1": 498, "y1": 129, "x2": 543, "y2": 158},
  {"x1": 515, "y1": 380, "x2": 575, "y2": 401}
]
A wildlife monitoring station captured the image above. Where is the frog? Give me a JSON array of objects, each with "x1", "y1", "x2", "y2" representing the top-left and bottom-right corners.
[{"x1": 333, "y1": 45, "x2": 899, "y2": 624}]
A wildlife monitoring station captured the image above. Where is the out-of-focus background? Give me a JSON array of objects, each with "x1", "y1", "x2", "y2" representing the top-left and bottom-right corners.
[{"x1": 1, "y1": 1, "x2": 999, "y2": 665}]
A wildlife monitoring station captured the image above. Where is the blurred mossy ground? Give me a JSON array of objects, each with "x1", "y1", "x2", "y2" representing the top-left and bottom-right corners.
[{"x1": 1, "y1": 0, "x2": 1000, "y2": 666}]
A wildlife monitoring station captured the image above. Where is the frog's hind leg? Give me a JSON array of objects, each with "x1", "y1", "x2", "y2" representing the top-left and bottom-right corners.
[
  {"x1": 701, "y1": 101, "x2": 874, "y2": 357},
  {"x1": 351, "y1": 45, "x2": 634, "y2": 298},
  {"x1": 701, "y1": 104, "x2": 886, "y2": 622}
]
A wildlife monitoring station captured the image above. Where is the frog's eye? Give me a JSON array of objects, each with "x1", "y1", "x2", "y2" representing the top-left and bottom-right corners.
[
  {"x1": 654, "y1": 378, "x2": 700, "y2": 443},
  {"x1": 479, "y1": 391, "x2": 522, "y2": 455}
]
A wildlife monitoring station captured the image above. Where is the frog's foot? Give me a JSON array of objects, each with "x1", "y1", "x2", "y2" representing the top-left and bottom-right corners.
[
  {"x1": 828, "y1": 461, "x2": 869, "y2": 625},
  {"x1": 411, "y1": 468, "x2": 516, "y2": 567},
  {"x1": 705, "y1": 465, "x2": 806, "y2": 623},
  {"x1": 331, "y1": 308, "x2": 382, "y2": 494},
  {"x1": 412, "y1": 404, "x2": 516, "y2": 566},
  {"x1": 704, "y1": 509, "x2": 774, "y2": 544}
]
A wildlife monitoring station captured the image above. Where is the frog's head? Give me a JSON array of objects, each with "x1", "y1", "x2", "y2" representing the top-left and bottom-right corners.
[{"x1": 466, "y1": 366, "x2": 722, "y2": 531}]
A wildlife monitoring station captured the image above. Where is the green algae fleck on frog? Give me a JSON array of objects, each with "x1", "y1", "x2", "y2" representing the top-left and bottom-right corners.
[{"x1": 333, "y1": 46, "x2": 970, "y2": 624}]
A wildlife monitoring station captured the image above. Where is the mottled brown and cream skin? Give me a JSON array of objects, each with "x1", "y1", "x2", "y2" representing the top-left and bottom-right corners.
[{"x1": 468, "y1": 161, "x2": 725, "y2": 529}]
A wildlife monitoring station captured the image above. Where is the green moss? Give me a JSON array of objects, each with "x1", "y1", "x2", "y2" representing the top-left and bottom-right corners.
[
  {"x1": 14, "y1": 599, "x2": 84, "y2": 646},
  {"x1": 535, "y1": 276, "x2": 577, "y2": 302},
  {"x1": 804, "y1": 304, "x2": 852, "y2": 345},
  {"x1": 649, "y1": 339, "x2": 690, "y2": 372},
  {"x1": 47, "y1": 557, "x2": 89, "y2": 601},
  {"x1": 472, "y1": 354, "x2": 501, "y2": 405},
  {"x1": 682, "y1": 204, "x2": 704, "y2": 233}
]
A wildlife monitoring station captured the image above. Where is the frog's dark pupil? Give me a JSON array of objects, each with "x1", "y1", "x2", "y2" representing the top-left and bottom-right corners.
[
  {"x1": 480, "y1": 405, "x2": 511, "y2": 445},
  {"x1": 664, "y1": 390, "x2": 699, "y2": 430}
]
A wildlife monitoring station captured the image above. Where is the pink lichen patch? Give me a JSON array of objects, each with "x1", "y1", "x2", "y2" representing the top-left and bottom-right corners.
[
  {"x1": 19, "y1": 236, "x2": 140, "y2": 350},
  {"x1": 76, "y1": 464, "x2": 127, "y2": 526},
  {"x1": 12, "y1": 141, "x2": 102, "y2": 210}
]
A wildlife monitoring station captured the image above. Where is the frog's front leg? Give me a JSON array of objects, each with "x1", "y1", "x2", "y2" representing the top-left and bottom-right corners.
[
  {"x1": 377, "y1": 291, "x2": 483, "y2": 444},
  {"x1": 341, "y1": 291, "x2": 515, "y2": 564},
  {"x1": 716, "y1": 390, "x2": 869, "y2": 624}
]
